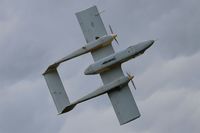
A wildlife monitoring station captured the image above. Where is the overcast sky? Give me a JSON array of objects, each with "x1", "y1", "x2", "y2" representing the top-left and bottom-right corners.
[{"x1": 0, "y1": 0, "x2": 200, "y2": 133}]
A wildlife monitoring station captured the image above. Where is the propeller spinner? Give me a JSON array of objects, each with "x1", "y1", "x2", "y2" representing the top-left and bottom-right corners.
[
  {"x1": 126, "y1": 72, "x2": 137, "y2": 90},
  {"x1": 109, "y1": 25, "x2": 119, "y2": 45}
]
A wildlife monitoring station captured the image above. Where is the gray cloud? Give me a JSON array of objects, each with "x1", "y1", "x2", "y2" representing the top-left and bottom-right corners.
[{"x1": 0, "y1": 0, "x2": 199, "y2": 133}]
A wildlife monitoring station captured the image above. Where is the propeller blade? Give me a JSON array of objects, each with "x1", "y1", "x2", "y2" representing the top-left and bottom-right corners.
[
  {"x1": 109, "y1": 25, "x2": 114, "y2": 34},
  {"x1": 131, "y1": 80, "x2": 137, "y2": 90},
  {"x1": 126, "y1": 72, "x2": 131, "y2": 78},
  {"x1": 115, "y1": 38, "x2": 119, "y2": 45},
  {"x1": 126, "y1": 72, "x2": 136, "y2": 90},
  {"x1": 109, "y1": 25, "x2": 119, "y2": 45}
]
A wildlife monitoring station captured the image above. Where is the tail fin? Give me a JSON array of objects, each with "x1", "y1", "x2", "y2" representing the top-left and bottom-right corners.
[{"x1": 43, "y1": 69, "x2": 71, "y2": 114}]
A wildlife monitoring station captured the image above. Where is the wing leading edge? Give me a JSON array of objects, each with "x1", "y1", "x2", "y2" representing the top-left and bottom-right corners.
[{"x1": 76, "y1": 6, "x2": 140, "y2": 125}]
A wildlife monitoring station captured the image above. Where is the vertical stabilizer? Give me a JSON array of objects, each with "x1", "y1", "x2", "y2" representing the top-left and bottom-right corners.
[{"x1": 43, "y1": 69, "x2": 70, "y2": 114}]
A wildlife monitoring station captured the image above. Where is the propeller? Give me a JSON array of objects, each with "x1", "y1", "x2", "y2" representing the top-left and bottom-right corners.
[
  {"x1": 126, "y1": 72, "x2": 137, "y2": 90},
  {"x1": 109, "y1": 25, "x2": 119, "y2": 45}
]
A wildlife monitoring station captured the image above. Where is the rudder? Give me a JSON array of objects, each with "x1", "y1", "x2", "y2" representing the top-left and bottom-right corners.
[{"x1": 43, "y1": 69, "x2": 70, "y2": 114}]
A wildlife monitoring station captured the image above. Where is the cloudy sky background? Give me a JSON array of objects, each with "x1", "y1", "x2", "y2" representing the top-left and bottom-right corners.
[{"x1": 0, "y1": 0, "x2": 200, "y2": 133}]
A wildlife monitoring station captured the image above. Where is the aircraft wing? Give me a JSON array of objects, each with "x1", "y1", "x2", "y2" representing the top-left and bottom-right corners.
[
  {"x1": 76, "y1": 6, "x2": 115, "y2": 61},
  {"x1": 76, "y1": 6, "x2": 140, "y2": 125}
]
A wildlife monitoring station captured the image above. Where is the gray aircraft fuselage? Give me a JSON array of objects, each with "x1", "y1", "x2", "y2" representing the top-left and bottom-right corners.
[{"x1": 84, "y1": 40, "x2": 154, "y2": 75}]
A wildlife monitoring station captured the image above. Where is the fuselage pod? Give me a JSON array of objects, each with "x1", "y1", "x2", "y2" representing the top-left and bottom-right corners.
[{"x1": 84, "y1": 40, "x2": 154, "y2": 75}]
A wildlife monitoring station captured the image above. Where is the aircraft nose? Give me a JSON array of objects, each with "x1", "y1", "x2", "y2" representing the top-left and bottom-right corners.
[
  {"x1": 149, "y1": 40, "x2": 154, "y2": 46},
  {"x1": 134, "y1": 40, "x2": 155, "y2": 53},
  {"x1": 145, "y1": 40, "x2": 154, "y2": 49},
  {"x1": 150, "y1": 40, "x2": 155, "y2": 45}
]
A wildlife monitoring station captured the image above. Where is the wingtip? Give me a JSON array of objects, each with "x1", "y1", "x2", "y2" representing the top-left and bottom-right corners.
[{"x1": 119, "y1": 114, "x2": 141, "y2": 125}]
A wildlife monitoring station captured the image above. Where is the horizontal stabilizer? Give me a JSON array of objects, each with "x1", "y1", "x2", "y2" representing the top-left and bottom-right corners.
[{"x1": 43, "y1": 69, "x2": 70, "y2": 114}]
